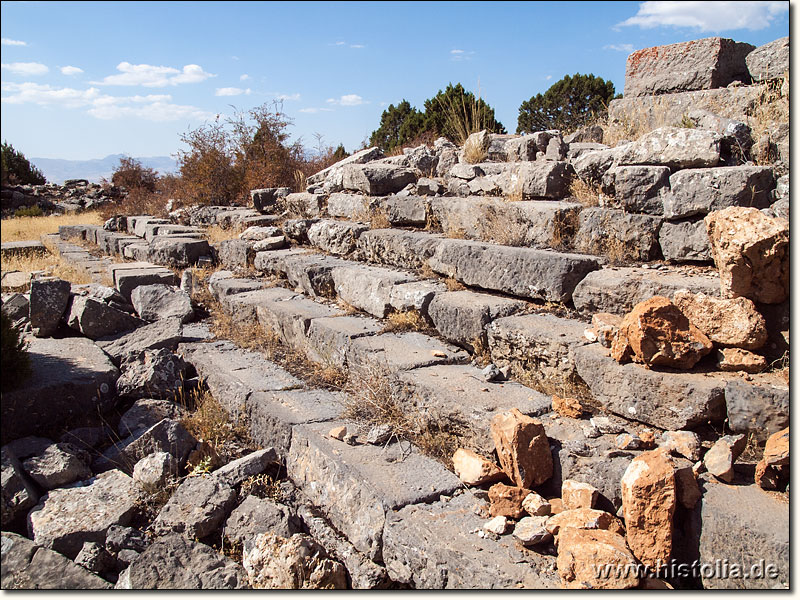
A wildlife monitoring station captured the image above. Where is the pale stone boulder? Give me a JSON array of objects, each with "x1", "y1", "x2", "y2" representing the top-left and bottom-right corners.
[
  {"x1": 672, "y1": 290, "x2": 767, "y2": 350},
  {"x1": 705, "y1": 207, "x2": 789, "y2": 304},
  {"x1": 488, "y1": 483, "x2": 529, "y2": 519},
  {"x1": 561, "y1": 480, "x2": 599, "y2": 510},
  {"x1": 451, "y1": 448, "x2": 504, "y2": 486},
  {"x1": 557, "y1": 527, "x2": 640, "y2": 589},
  {"x1": 716, "y1": 348, "x2": 767, "y2": 373},
  {"x1": 703, "y1": 434, "x2": 747, "y2": 483}
]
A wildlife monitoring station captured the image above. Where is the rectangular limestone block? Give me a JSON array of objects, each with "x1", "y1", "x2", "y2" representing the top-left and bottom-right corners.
[
  {"x1": 347, "y1": 331, "x2": 468, "y2": 373},
  {"x1": 624, "y1": 37, "x2": 755, "y2": 97},
  {"x1": 357, "y1": 229, "x2": 444, "y2": 271},
  {"x1": 428, "y1": 238, "x2": 600, "y2": 303},
  {"x1": 286, "y1": 420, "x2": 462, "y2": 562},
  {"x1": 331, "y1": 264, "x2": 416, "y2": 318},
  {"x1": 306, "y1": 315, "x2": 383, "y2": 369},
  {"x1": 254, "y1": 294, "x2": 344, "y2": 350}
]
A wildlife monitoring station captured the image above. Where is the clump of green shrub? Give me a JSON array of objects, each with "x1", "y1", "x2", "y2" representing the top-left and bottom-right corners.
[{"x1": 1, "y1": 311, "x2": 32, "y2": 392}]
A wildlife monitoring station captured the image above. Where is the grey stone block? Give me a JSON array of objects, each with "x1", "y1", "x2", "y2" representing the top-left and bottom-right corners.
[
  {"x1": 659, "y1": 220, "x2": 712, "y2": 263},
  {"x1": 428, "y1": 290, "x2": 526, "y2": 350}
]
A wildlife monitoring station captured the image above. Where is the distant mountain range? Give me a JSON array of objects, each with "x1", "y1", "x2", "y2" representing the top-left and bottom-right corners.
[{"x1": 29, "y1": 154, "x2": 179, "y2": 184}]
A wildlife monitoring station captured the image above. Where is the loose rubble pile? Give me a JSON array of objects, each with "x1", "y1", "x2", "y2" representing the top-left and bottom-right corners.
[
  {"x1": 1, "y1": 35, "x2": 789, "y2": 590},
  {"x1": 1, "y1": 179, "x2": 124, "y2": 217}
]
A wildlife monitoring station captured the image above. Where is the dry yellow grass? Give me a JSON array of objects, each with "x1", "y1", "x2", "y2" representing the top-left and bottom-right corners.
[
  {"x1": 204, "y1": 224, "x2": 243, "y2": 244},
  {"x1": 1, "y1": 235, "x2": 98, "y2": 287},
  {"x1": 569, "y1": 178, "x2": 602, "y2": 207},
  {"x1": 0, "y1": 210, "x2": 104, "y2": 243},
  {"x1": 462, "y1": 134, "x2": 488, "y2": 164},
  {"x1": 381, "y1": 309, "x2": 431, "y2": 334}
]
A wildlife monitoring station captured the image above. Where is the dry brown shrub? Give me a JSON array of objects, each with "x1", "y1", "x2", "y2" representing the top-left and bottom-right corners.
[
  {"x1": 381, "y1": 309, "x2": 431, "y2": 334},
  {"x1": 462, "y1": 135, "x2": 488, "y2": 164},
  {"x1": 479, "y1": 204, "x2": 527, "y2": 246},
  {"x1": 444, "y1": 277, "x2": 466, "y2": 292},
  {"x1": 569, "y1": 178, "x2": 602, "y2": 207}
]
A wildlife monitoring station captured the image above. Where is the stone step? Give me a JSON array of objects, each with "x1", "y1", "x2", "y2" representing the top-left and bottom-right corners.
[
  {"x1": 0, "y1": 240, "x2": 47, "y2": 259},
  {"x1": 572, "y1": 265, "x2": 720, "y2": 315},
  {"x1": 286, "y1": 420, "x2": 463, "y2": 563},
  {"x1": 108, "y1": 262, "x2": 178, "y2": 300}
]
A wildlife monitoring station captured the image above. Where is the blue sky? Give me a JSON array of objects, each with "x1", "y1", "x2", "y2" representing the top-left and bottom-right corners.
[{"x1": 0, "y1": 1, "x2": 790, "y2": 161}]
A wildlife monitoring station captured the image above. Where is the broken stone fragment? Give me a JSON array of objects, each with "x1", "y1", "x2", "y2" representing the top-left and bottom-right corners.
[
  {"x1": 589, "y1": 416, "x2": 626, "y2": 435},
  {"x1": 488, "y1": 482, "x2": 529, "y2": 519},
  {"x1": 755, "y1": 427, "x2": 789, "y2": 490},
  {"x1": 620, "y1": 448, "x2": 676, "y2": 569},
  {"x1": 513, "y1": 516, "x2": 551, "y2": 546},
  {"x1": 490, "y1": 408, "x2": 553, "y2": 488},
  {"x1": 703, "y1": 434, "x2": 747, "y2": 483},
  {"x1": 615, "y1": 433, "x2": 643, "y2": 451},
  {"x1": 611, "y1": 296, "x2": 713, "y2": 369},
  {"x1": 451, "y1": 448, "x2": 505, "y2": 486},
  {"x1": 591, "y1": 313, "x2": 622, "y2": 349},
  {"x1": 552, "y1": 395, "x2": 583, "y2": 419},
  {"x1": 561, "y1": 480, "x2": 599, "y2": 510},
  {"x1": 522, "y1": 491, "x2": 552, "y2": 517},
  {"x1": 660, "y1": 430, "x2": 703, "y2": 461},
  {"x1": 673, "y1": 459, "x2": 702, "y2": 510},
  {"x1": 716, "y1": 348, "x2": 767, "y2": 373},
  {"x1": 545, "y1": 508, "x2": 625, "y2": 537},
  {"x1": 365, "y1": 424, "x2": 393, "y2": 446},
  {"x1": 557, "y1": 527, "x2": 640, "y2": 589},
  {"x1": 483, "y1": 515, "x2": 509, "y2": 535},
  {"x1": 328, "y1": 426, "x2": 347, "y2": 441}
]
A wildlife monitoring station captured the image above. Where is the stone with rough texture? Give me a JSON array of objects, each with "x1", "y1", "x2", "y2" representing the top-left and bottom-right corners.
[
  {"x1": 224, "y1": 495, "x2": 301, "y2": 544},
  {"x1": 624, "y1": 37, "x2": 754, "y2": 97},
  {"x1": 574, "y1": 344, "x2": 726, "y2": 430},
  {"x1": 705, "y1": 207, "x2": 789, "y2": 304},
  {"x1": 545, "y1": 508, "x2": 625, "y2": 537},
  {"x1": 604, "y1": 165, "x2": 669, "y2": 215},
  {"x1": 357, "y1": 228, "x2": 443, "y2": 271},
  {"x1": 330, "y1": 263, "x2": 414, "y2": 317},
  {"x1": 217, "y1": 239, "x2": 254, "y2": 269},
  {"x1": 307, "y1": 219, "x2": 368, "y2": 255},
  {"x1": 98, "y1": 316, "x2": 183, "y2": 364},
  {"x1": 307, "y1": 146, "x2": 383, "y2": 189},
  {"x1": 692, "y1": 477, "x2": 788, "y2": 589},
  {"x1": 1, "y1": 337, "x2": 119, "y2": 443},
  {"x1": 724, "y1": 380, "x2": 788, "y2": 442},
  {"x1": 716, "y1": 348, "x2": 766, "y2": 373},
  {"x1": 29, "y1": 277, "x2": 71, "y2": 337},
  {"x1": 659, "y1": 220, "x2": 712, "y2": 262},
  {"x1": 119, "y1": 534, "x2": 248, "y2": 589},
  {"x1": 616, "y1": 127, "x2": 721, "y2": 170},
  {"x1": 755, "y1": 427, "x2": 789, "y2": 490},
  {"x1": 66, "y1": 295, "x2": 142, "y2": 339},
  {"x1": 522, "y1": 492, "x2": 551, "y2": 517},
  {"x1": 152, "y1": 474, "x2": 237, "y2": 539},
  {"x1": 213, "y1": 448, "x2": 278, "y2": 487},
  {"x1": 483, "y1": 515, "x2": 509, "y2": 535},
  {"x1": 147, "y1": 237, "x2": 210, "y2": 268},
  {"x1": 561, "y1": 480, "x2": 599, "y2": 510},
  {"x1": 116, "y1": 348, "x2": 187, "y2": 399},
  {"x1": 132, "y1": 451, "x2": 177, "y2": 492},
  {"x1": 660, "y1": 430, "x2": 702, "y2": 461},
  {"x1": 498, "y1": 161, "x2": 575, "y2": 199},
  {"x1": 1, "y1": 531, "x2": 111, "y2": 589},
  {"x1": 111, "y1": 263, "x2": 178, "y2": 301},
  {"x1": 118, "y1": 398, "x2": 184, "y2": 438},
  {"x1": 703, "y1": 434, "x2": 746, "y2": 483},
  {"x1": 429, "y1": 238, "x2": 599, "y2": 302},
  {"x1": 513, "y1": 516, "x2": 551, "y2": 546},
  {"x1": 1, "y1": 447, "x2": 39, "y2": 524},
  {"x1": 488, "y1": 483, "x2": 529, "y2": 519},
  {"x1": 557, "y1": 527, "x2": 640, "y2": 589},
  {"x1": 573, "y1": 207, "x2": 662, "y2": 262},
  {"x1": 346, "y1": 330, "x2": 467, "y2": 373},
  {"x1": 620, "y1": 449, "x2": 676, "y2": 568},
  {"x1": 746, "y1": 37, "x2": 789, "y2": 82},
  {"x1": 98, "y1": 418, "x2": 197, "y2": 474},
  {"x1": 251, "y1": 187, "x2": 290, "y2": 214},
  {"x1": 664, "y1": 166, "x2": 774, "y2": 220},
  {"x1": 490, "y1": 408, "x2": 552, "y2": 489},
  {"x1": 383, "y1": 492, "x2": 559, "y2": 588},
  {"x1": 342, "y1": 164, "x2": 417, "y2": 195},
  {"x1": 286, "y1": 421, "x2": 461, "y2": 562},
  {"x1": 27, "y1": 469, "x2": 142, "y2": 559},
  {"x1": 672, "y1": 290, "x2": 767, "y2": 350},
  {"x1": 22, "y1": 443, "x2": 90, "y2": 490},
  {"x1": 572, "y1": 266, "x2": 719, "y2": 316},
  {"x1": 74, "y1": 540, "x2": 116, "y2": 578},
  {"x1": 452, "y1": 448, "x2": 505, "y2": 487},
  {"x1": 611, "y1": 296, "x2": 713, "y2": 369},
  {"x1": 131, "y1": 284, "x2": 194, "y2": 323},
  {"x1": 243, "y1": 532, "x2": 347, "y2": 589}
]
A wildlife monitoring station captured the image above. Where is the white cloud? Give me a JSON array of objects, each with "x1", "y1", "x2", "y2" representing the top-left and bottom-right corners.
[
  {"x1": 240, "y1": 73, "x2": 251, "y2": 81},
  {"x1": 1, "y1": 38, "x2": 27, "y2": 47},
  {"x1": 95, "y1": 62, "x2": 215, "y2": 87},
  {"x1": 1, "y1": 81, "x2": 213, "y2": 121},
  {"x1": 215, "y1": 87, "x2": 251, "y2": 96},
  {"x1": 1, "y1": 62, "x2": 49, "y2": 76},
  {"x1": 88, "y1": 101, "x2": 214, "y2": 122},
  {"x1": 450, "y1": 49, "x2": 475, "y2": 62},
  {"x1": 60, "y1": 65, "x2": 84, "y2": 76},
  {"x1": 299, "y1": 107, "x2": 334, "y2": 114},
  {"x1": 617, "y1": 1, "x2": 788, "y2": 31},
  {"x1": 276, "y1": 93, "x2": 300, "y2": 102},
  {"x1": 350, "y1": 44, "x2": 365, "y2": 49},
  {"x1": 327, "y1": 94, "x2": 365, "y2": 106},
  {"x1": 604, "y1": 43, "x2": 635, "y2": 53},
  {"x1": 334, "y1": 41, "x2": 346, "y2": 46},
  {"x1": 545, "y1": 75, "x2": 553, "y2": 80}
]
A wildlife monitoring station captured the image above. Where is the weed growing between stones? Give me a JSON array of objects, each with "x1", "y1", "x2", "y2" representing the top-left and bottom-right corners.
[
  {"x1": 462, "y1": 135, "x2": 488, "y2": 164},
  {"x1": 479, "y1": 204, "x2": 527, "y2": 247},
  {"x1": 1, "y1": 237, "x2": 97, "y2": 288},
  {"x1": 204, "y1": 224, "x2": 245, "y2": 244},
  {"x1": 746, "y1": 73, "x2": 788, "y2": 166},
  {"x1": 381, "y1": 309, "x2": 432, "y2": 334},
  {"x1": 569, "y1": 178, "x2": 601, "y2": 207},
  {"x1": 444, "y1": 277, "x2": 466, "y2": 292}
]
